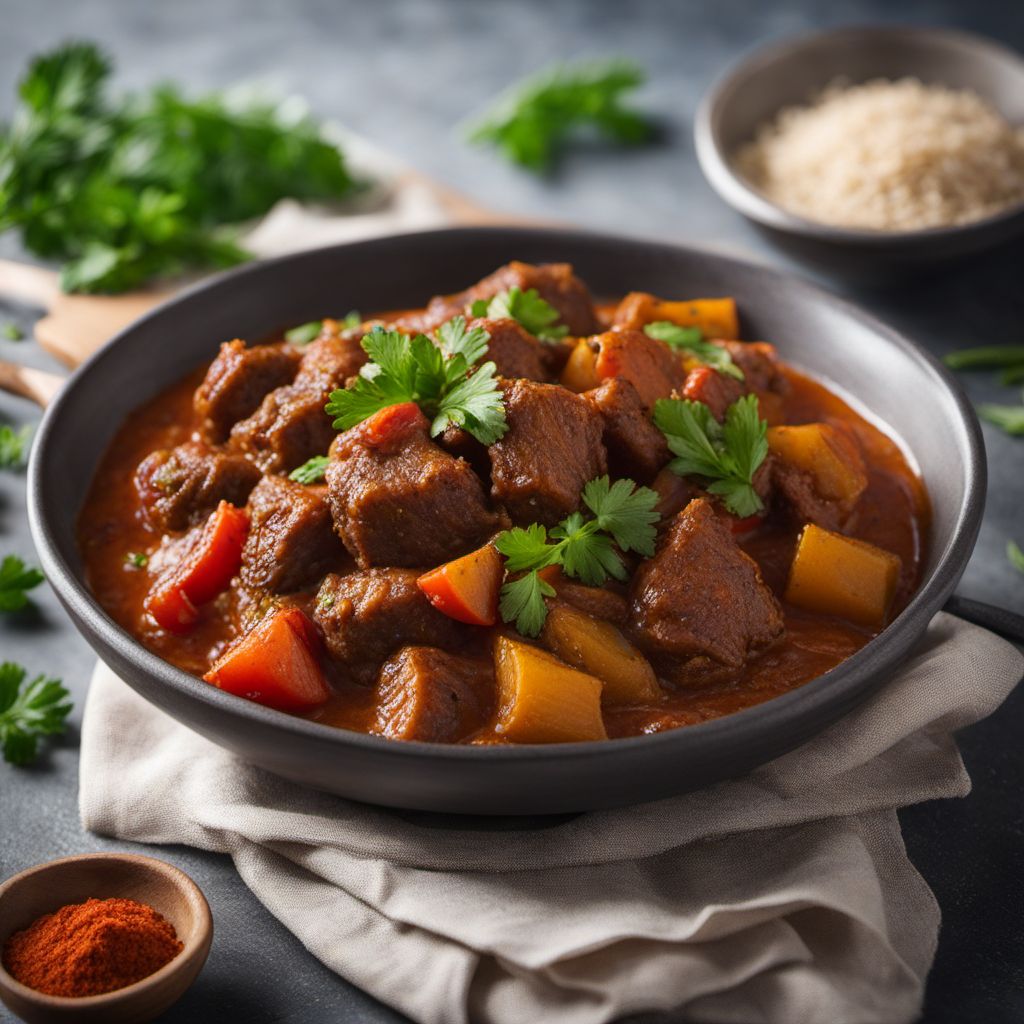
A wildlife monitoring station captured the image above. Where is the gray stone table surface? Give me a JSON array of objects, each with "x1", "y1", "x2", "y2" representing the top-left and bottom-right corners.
[{"x1": 1, "y1": 1, "x2": 1023, "y2": 1021}]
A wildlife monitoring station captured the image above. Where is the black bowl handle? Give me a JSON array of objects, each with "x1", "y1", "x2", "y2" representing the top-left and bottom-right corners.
[{"x1": 943, "y1": 595, "x2": 1024, "y2": 645}]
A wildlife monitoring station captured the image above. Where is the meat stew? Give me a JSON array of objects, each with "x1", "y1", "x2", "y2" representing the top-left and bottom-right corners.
[{"x1": 78, "y1": 261, "x2": 928, "y2": 744}]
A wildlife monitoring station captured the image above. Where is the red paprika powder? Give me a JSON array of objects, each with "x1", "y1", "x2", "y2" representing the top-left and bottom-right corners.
[{"x1": 2, "y1": 897, "x2": 183, "y2": 997}]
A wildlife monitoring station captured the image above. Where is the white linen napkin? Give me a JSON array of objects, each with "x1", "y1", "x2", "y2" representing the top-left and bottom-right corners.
[{"x1": 79, "y1": 613, "x2": 1023, "y2": 1024}]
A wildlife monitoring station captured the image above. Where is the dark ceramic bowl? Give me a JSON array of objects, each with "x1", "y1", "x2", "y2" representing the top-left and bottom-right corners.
[
  {"x1": 28, "y1": 227, "x2": 984, "y2": 814},
  {"x1": 695, "y1": 26, "x2": 1024, "y2": 280}
]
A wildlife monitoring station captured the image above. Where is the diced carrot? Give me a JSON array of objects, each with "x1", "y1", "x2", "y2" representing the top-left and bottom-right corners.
[
  {"x1": 204, "y1": 607, "x2": 330, "y2": 712},
  {"x1": 728, "y1": 512, "x2": 765, "y2": 536},
  {"x1": 145, "y1": 501, "x2": 249, "y2": 633},
  {"x1": 417, "y1": 543, "x2": 503, "y2": 626},
  {"x1": 356, "y1": 402, "x2": 428, "y2": 449}
]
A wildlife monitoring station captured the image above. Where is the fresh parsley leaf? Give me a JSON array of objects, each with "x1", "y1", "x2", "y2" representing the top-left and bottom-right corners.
[
  {"x1": 0, "y1": 555, "x2": 44, "y2": 612},
  {"x1": 470, "y1": 286, "x2": 569, "y2": 342},
  {"x1": 495, "y1": 477, "x2": 658, "y2": 635},
  {"x1": 943, "y1": 346, "x2": 1024, "y2": 370},
  {"x1": 978, "y1": 398, "x2": 1024, "y2": 436},
  {"x1": 643, "y1": 321, "x2": 743, "y2": 381},
  {"x1": 468, "y1": 59, "x2": 653, "y2": 171},
  {"x1": 1008, "y1": 540, "x2": 1024, "y2": 574},
  {"x1": 0, "y1": 41, "x2": 357, "y2": 293},
  {"x1": 340, "y1": 311, "x2": 361, "y2": 331},
  {"x1": 124, "y1": 551, "x2": 149, "y2": 570},
  {"x1": 285, "y1": 321, "x2": 323, "y2": 345},
  {"x1": 2, "y1": 323, "x2": 24, "y2": 341},
  {"x1": 0, "y1": 426, "x2": 31, "y2": 468},
  {"x1": 289, "y1": 455, "x2": 329, "y2": 484},
  {"x1": 654, "y1": 394, "x2": 768, "y2": 517},
  {"x1": 326, "y1": 324, "x2": 508, "y2": 445},
  {"x1": 0, "y1": 662, "x2": 72, "y2": 765}
]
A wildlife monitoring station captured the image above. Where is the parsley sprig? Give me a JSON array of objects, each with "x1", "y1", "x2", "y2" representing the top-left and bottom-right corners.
[
  {"x1": 0, "y1": 426, "x2": 31, "y2": 468},
  {"x1": 471, "y1": 286, "x2": 569, "y2": 342},
  {"x1": 644, "y1": 322, "x2": 743, "y2": 381},
  {"x1": 0, "y1": 662, "x2": 72, "y2": 765},
  {"x1": 496, "y1": 476, "x2": 659, "y2": 636},
  {"x1": 654, "y1": 395, "x2": 768, "y2": 518},
  {"x1": 285, "y1": 311, "x2": 360, "y2": 346},
  {"x1": 325, "y1": 317, "x2": 507, "y2": 445},
  {"x1": 0, "y1": 555, "x2": 44, "y2": 612},
  {"x1": 468, "y1": 60, "x2": 653, "y2": 171},
  {"x1": 290, "y1": 455, "x2": 329, "y2": 484}
]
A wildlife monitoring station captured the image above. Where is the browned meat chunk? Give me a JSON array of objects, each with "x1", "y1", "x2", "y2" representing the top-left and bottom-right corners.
[
  {"x1": 584, "y1": 377, "x2": 669, "y2": 482},
  {"x1": 314, "y1": 569, "x2": 462, "y2": 683},
  {"x1": 406, "y1": 262, "x2": 600, "y2": 336},
  {"x1": 489, "y1": 379, "x2": 606, "y2": 526},
  {"x1": 471, "y1": 317, "x2": 548, "y2": 381},
  {"x1": 135, "y1": 442, "x2": 260, "y2": 532},
  {"x1": 681, "y1": 366, "x2": 745, "y2": 422},
  {"x1": 594, "y1": 330, "x2": 686, "y2": 408},
  {"x1": 554, "y1": 580, "x2": 629, "y2": 626},
  {"x1": 195, "y1": 340, "x2": 300, "y2": 441},
  {"x1": 372, "y1": 646, "x2": 489, "y2": 742},
  {"x1": 629, "y1": 498, "x2": 783, "y2": 672},
  {"x1": 326, "y1": 413, "x2": 501, "y2": 568},
  {"x1": 240, "y1": 476, "x2": 347, "y2": 593},
  {"x1": 716, "y1": 341, "x2": 788, "y2": 396},
  {"x1": 230, "y1": 383, "x2": 336, "y2": 473},
  {"x1": 295, "y1": 333, "x2": 368, "y2": 390}
]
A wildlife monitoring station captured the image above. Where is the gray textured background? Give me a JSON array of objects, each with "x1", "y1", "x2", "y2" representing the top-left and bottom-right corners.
[{"x1": 1, "y1": 1, "x2": 1023, "y2": 1021}]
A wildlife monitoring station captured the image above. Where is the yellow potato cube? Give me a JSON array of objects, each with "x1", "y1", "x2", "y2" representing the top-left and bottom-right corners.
[
  {"x1": 767, "y1": 423, "x2": 867, "y2": 503},
  {"x1": 560, "y1": 339, "x2": 600, "y2": 393},
  {"x1": 652, "y1": 298, "x2": 739, "y2": 340},
  {"x1": 785, "y1": 525, "x2": 901, "y2": 627},
  {"x1": 541, "y1": 603, "x2": 660, "y2": 706},
  {"x1": 494, "y1": 635, "x2": 607, "y2": 743}
]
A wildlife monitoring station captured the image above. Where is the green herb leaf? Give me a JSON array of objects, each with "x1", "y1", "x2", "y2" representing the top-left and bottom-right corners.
[
  {"x1": 0, "y1": 426, "x2": 31, "y2": 469},
  {"x1": 435, "y1": 315, "x2": 490, "y2": 365},
  {"x1": 1008, "y1": 540, "x2": 1024, "y2": 574},
  {"x1": 326, "y1": 325, "x2": 507, "y2": 445},
  {"x1": 2, "y1": 324, "x2": 24, "y2": 341},
  {"x1": 643, "y1": 321, "x2": 743, "y2": 381},
  {"x1": 468, "y1": 59, "x2": 652, "y2": 171},
  {"x1": 124, "y1": 551, "x2": 149, "y2": 570},
  {"x1": 978, "y1": 399, "x2": 1024, "y2": 436},
  {"x1": 470, "y1": 286, "x2": 569, "y2": 342},
  {"x1": 0, "y1": 662, "x2": 72, "y2": 765},
  {"x1": 285, "y1": 321, "x2": 323, "y2": 345},
  {"x1": 999, "y1": 365, "x2": 1024, "y2": 387},
  {"x1": 943, "y1": 346, "x2": 1024, "y2": 370},
  {"x1": 0, "y1": 555, "x2": 44, "y2": 612},
  {"x1": 289, "y1": 455, "x2": 330, "y2": 484},
  {"x1": 654, "y1": 394, "x2": 768, "y2": 517},
  {"x1": 0, "y1": 41, "x2": 357, "y2": 294},
  {"x1": 495, "y1": 477, "x2": 658, "y2": 635}
]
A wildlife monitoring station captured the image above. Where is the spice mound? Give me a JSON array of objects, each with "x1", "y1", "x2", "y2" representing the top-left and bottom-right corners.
[
  {"x1": 735, "y1": 77, "x2": 1024, "y2": 231},
  {"x1": 2, "y1": 897, "x2": 183, "y2": 998}
]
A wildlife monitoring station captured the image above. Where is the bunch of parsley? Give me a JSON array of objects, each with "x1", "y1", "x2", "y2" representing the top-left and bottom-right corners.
[
  {"x1": 496, "y1": 477, "x2": 659, "y2": 636},
  {"x1": 0, "y1": 42, "x2": 356, "y2": 293}
]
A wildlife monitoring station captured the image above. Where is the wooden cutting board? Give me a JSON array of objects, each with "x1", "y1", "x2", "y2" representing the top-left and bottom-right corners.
[{"x1": 0, "y1": 169, "x2": 510, "y2": 371}]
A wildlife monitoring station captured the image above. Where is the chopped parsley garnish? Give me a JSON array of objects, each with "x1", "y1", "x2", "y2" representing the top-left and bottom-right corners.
[
  {"x1": 470, "y1": 286, "x2": 568, "y2": 342},
  {"x1": 285, "y1": 321, "x2": 323, "y2": 345},
  {"x1": 2, "y1": 324, "x2": 24, "y2": 341},
  {"x1": 0, "y1": 662, "x2": 72, "y2": 765},
  {"x1": 468, "y1": 59, "x2": 653, "y2": 171},
  {"x1": 1009, "y1": 540, "x2": 1024, "y2": 574},
  {"x1": 496, "y1": 476, "x2": 659, "y2": 636},
  {"x1": 0, "y1": 41, "x2": 356, "y2": 293},
  {"x1": 943, "y1": 346, "x2": 1024, "y2": 370},
  {"x1": 325, "y1": 317, "x2": 507, "y2": 445},
  {"x1": 643, "y1": 321, "x2": 743, "y2": 381},
  {"x1": 290, "y1": 455, "x2": 329, "y2": 484},
  {"x1": 654, "y1": 394, "x2": 768, "y2": 518},
  {"x1": 124, "y1": 552, "x2": 149, "y2": 570},
  {"x1": 978, "y1": 399, "x2": 1024, "y2": 437},
  {"x1": 0, "y1": 555, "x2": 44, "y2": 612},
  {"x1": 0, "y1": 426, "x2": 31, "y2": 469}
]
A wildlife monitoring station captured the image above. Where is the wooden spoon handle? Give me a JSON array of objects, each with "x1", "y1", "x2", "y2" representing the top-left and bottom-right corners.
[
  {"x1": 0, "y1": 259, "x2": 61, "y2": 309},
  {"x1": 0, "y1": 361, "x2": 65, "y2": 407}
]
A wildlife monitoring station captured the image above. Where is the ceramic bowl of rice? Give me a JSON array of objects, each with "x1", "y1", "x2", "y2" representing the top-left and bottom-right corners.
[{"x1": 695, "y1": 26, "x2": 1024, "y2": 280}]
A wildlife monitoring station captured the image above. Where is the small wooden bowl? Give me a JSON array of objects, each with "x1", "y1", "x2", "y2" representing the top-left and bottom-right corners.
[{"x1": 0, "y1": 854, "x2": 212, "y2": 1024}]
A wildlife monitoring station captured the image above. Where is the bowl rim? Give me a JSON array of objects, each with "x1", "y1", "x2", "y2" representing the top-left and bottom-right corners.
[
  {"x1": 0, "y1": 852, "x2": 211, "y2": 1007},
  {"x1": 27, "y1": 225, "x2": 985, "y2": 767},
  {"x1": 694, "y1": 23, "x2": 1024, "y2": 243}
]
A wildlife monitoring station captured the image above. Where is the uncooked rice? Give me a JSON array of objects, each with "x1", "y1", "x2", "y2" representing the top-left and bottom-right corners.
[{"x1": 735, "y1": 77, "x2": 1024, "y2": 231}]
